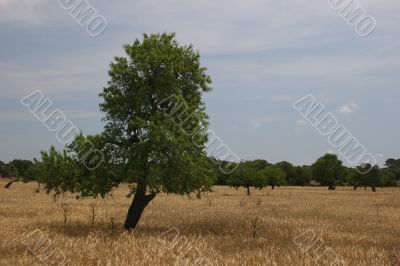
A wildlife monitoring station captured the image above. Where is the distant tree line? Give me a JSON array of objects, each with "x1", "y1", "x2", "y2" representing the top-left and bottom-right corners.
[
  {"x1": 2, "y1": 154, "x2": 399, "y2": 194},
  {"x1": 210, "y1": 154, "x2": 400, "y2": 194},
  {"x1": 0, "y1": 159, "x2": 36, "y2": 181}
]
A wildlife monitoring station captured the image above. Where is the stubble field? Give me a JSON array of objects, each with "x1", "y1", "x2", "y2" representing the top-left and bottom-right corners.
[{"x1": 0, "y1": 181, "x2": 399, "y2": 266}]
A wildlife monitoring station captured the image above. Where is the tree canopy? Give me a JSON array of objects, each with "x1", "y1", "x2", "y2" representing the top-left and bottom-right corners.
[{"x1": 312, "y1": 154, "x2": 345, "y2": 190}]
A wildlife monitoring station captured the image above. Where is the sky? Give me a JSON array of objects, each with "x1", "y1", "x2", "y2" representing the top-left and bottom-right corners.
[{"x1": 0, "y1": 0, "x2": 399, "y2": 167}]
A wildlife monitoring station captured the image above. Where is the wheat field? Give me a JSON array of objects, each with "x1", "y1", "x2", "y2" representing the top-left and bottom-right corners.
[{"x1": 0, "y1": 181, "x2": 399, "y2": 266}]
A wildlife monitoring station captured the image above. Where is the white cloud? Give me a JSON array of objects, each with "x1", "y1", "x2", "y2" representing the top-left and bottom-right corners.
[{"x1": 337, "y1": 101, "x2": 360, "y2": 115}]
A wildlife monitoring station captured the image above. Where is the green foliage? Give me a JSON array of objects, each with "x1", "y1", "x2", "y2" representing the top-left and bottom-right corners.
[
  {"x1": 293, "y1": 166, "x2": 311, "y2": 186},
  {"x1": 210, "y1": 158, "x2": 232, "y2": 185},
  {"x1": 10, "y1": 159, "x2": 34, "y2": 180},
  {"x1": 385, "y1": 158, "x2": 400, "y2": 169},
  {"x1": 0, "y1": 159, "x2": 35, "y2": 179},
  {"x1": 0, "y1": 162, "x2": 18, "y2": 178},
  {"x1": 35, "y1": 146, "x2": 79, "y2": 196},
  {"x1": 99, "y1": 32, "x2": 215, "y2": 195},
  {"x1": 379, "y1": 168, "x2": 397, "y2": 187},
  {"x1": 227, "y1": 160, "x2": 282, "y2": 194},
  {"x1": 276, "y1": 161, "x2": 295, "y2": 182},
  {"x1": 35, "y1": 134, "x2": 131, "y2": 198},
  {"x1": 227, "y1": 161, "x2": 262, "y2": 191},
  {"x1": 354, "y1": 164, "x2": 380, "y2": 191},
  {"x1": 276, "y1": 161, "x2": 310, "y2": 186},
  {"x1": 66, "y1": 133, "x2": 122, "y2": 197},
  {"x1": 342, "y1": 167, "x2": 355, "y2": 185},
  {"x1": 36, "y1": 133, "x2": 159, "y2": 198},
  {"x1": 312, "y1": 154, "x2": 345, "y2": 190},
  {"x1": 383, "y1": 158, "x2": 400, "y2": 182},
  {"x1": 257, "y1": 165, "x2": 286, "y2": 189}
]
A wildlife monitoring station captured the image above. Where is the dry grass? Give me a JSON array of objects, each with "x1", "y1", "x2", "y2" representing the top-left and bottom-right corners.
[{"x1": 0, "y1": 181, "x2": 399, "y2": 265}]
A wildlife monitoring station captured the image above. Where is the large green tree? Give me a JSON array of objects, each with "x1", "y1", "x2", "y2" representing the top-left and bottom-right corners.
[
  {"x1": 312, "y1": 154, "x2": 345, "y2": 190},
  {"x1": 35, "y1": 33, "x2": 216, "y2": 230},
  {"x1": 103, "y1": 33, "x2": 215, "y2": 229}
]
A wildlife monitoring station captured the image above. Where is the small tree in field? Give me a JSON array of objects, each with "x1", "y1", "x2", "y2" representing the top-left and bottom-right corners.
[
  {"x1": 227, "y1": 160, "x2": 269, "y2": 195},
  {"x1": 34, "y1": 134, "x2": 121, "y2": 198},
  {"x1": 312, "y1": 154, "x2": 345, "y2": 190},
  {"x1": 258, "y1": 165, "x2": 286, "y2": 189},
  {"x1": 36, "y1": 33, "x2": 216, "y2": 230}
]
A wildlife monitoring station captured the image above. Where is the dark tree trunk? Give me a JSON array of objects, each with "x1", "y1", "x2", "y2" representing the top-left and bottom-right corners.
[
  {"x1": 353, "y1": 185, "x2": 358, "y2": 190},
  {"x1": 35, "y1": 182, "x2": 41, "y2": 193},
  {"x1": 271, "y1": 185, "x2": 275, "y2": 190},
  {"x1": 4, "y1": 181, "x2": 13, "y2": 189},
  {"x1": 372, "y1": 186, "x2": 376, "y2": 192},
  {"x1": 124, "y1": 182, "x2": 156, "y2": 230},
  {"x1": 328, "y1": 185, "x2": 336, "y2": 190},
  {"x1": 246, "y1": 186, "x2": 250, "y2": 196}
]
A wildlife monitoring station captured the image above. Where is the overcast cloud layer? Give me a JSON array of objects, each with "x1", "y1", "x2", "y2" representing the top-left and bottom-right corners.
[{"x1": 0, "y1": 0, "x2": 399, "y2": 166}]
